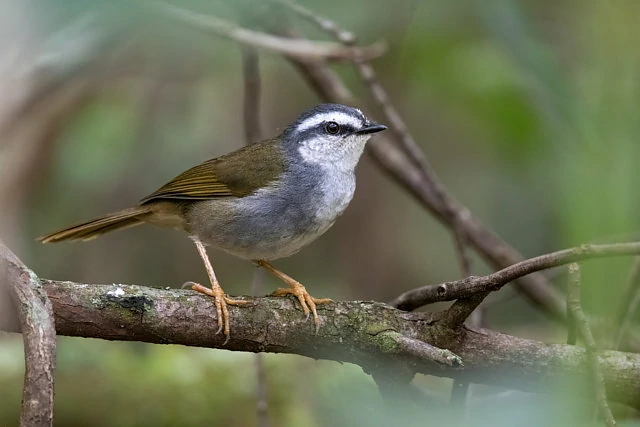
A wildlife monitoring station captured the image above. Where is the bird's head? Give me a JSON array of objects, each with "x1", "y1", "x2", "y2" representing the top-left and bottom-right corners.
[{"x1": 283, "y1": 104, "x2": 387, "y2": 171}]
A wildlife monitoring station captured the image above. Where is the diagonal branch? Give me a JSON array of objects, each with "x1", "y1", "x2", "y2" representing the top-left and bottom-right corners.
[
  {"x1": 391, "y1": 241, "x2": 640, "y2": 315},
  {"x1": 0, "y1": 240, "x2": 56, "y2": 427},
  {"x1": 274, "y1": 21, "x2": 567, "y2": 322}
]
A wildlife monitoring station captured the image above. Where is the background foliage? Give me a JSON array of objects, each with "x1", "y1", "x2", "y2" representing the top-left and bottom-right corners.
[{"x1": 1, "y1": 0, "x2": 640, "y2": 425}]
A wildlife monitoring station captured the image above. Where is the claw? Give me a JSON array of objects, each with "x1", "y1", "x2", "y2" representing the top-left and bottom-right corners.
[
  {"x1": 255, "y1": 259, "x2": 332, "y2": 333},
  {"x1": 181, "y1": 281, "x2": 197, "y2": 289},
  {"x1": 272, "y1": 282, "x2": 332, "y2": 333},
  {"x1": 191, "y1": 282, "x2": 248, "y2": 342}
]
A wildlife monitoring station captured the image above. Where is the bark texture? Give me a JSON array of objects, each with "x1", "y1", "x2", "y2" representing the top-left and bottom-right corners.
[{"x1": 3, "y1": 280, "x2": 636, "y2": 409}]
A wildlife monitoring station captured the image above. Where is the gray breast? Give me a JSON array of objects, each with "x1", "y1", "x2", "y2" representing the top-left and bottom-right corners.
[{"x1": 186, "y1": 163, "x2": 356, "y2": 260}]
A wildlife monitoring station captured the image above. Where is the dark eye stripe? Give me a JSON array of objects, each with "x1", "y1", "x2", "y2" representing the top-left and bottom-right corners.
[
  {"x1": 340, "y1": 124, "x2": 358, "y2": 134},
  {"x1": 292, "y1": 122, "x2": 359, "y2": 141}
]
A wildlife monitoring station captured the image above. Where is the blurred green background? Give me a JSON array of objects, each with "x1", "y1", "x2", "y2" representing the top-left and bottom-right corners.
[{"x1": 2, "y1": 0, "x2": 640, "y2": 425}]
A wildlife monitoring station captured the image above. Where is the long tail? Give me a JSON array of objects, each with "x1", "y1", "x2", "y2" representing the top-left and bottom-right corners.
[{"x1": 38, "y1": 206, "x2": 152, "y2": 243}]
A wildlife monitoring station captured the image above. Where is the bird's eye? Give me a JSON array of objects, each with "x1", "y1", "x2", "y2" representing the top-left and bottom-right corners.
[{"x1": 325, "y1": 121, "x2": 340, "y2": 134}]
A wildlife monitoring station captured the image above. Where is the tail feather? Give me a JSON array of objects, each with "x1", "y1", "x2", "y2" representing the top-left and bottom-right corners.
[{"x1": 38, "y1": 206, "x2": 152, "y2": 243}]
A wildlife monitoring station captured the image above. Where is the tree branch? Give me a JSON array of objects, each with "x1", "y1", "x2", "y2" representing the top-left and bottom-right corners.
[
  {"x1": 1, "y1": 240, "x2": 56, "y2": 427},
  {"x1": 390, "y1": 242, "x2": 640, "y2": 313},
  {"x1": 2, "y1": 280, "x2": 640, "y2": 409},
  {"x1": 153, "y1": 2, "x2": 386, "y2": 63}
]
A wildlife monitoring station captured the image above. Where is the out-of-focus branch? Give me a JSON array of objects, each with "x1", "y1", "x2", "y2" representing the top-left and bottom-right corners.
[
  {"x1": 270, "y1": 7, "x2": 566, "y2": 322},
  {"x1": 0, "y1": 12, "x2": 126, "y2": 144},
  {"x1": 0, "y1": 12, "x2": 118, "y2": 249},
  {"x1": 1, "y1": 280, "x2": 640, "y2": 409},
  {"x1": 566, "y1": 276, "x2": 577, "y2": 345},
  {"x1": 0, "y1": 240, "x2": 56, "y2": 427},
  {"x1": 0, "y1": 80, "x2": 91, "y2": 248},
  {"x1": 273, "y1": 0, "x2": 357, "y2": 44},
  {"x1": 566, "y1": 264, "x2": 616, "y2": 427},
  {"x1": 154, "y1": 3, "x2": 386, "y2": 63},
  {"x1": 242, "y1": 48, "x2": 262, "y2": 145},
  {"x1": 613, "y1": 256, "x2": 640, "y2": 349}
]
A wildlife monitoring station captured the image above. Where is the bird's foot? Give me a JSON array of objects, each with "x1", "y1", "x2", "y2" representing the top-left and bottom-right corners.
[
  {"x1": 189, "y1": 282, "x2": 249, "y2": 344},
  {"x1": 272, "y1": 281, "x2": 332, "y2": 333},
  {"x1": 253, "y1": 260, "x2": 332, "y2": 333}
]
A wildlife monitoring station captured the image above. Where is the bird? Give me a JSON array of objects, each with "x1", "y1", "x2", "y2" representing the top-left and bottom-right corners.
[{"x1": 39, "y1": 103, "x2": 387, "y2": 341}]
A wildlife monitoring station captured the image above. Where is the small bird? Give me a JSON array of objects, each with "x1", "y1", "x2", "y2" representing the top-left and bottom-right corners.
[{"x1": 39, "y1": 103, "x2": 387, "y2": 340}]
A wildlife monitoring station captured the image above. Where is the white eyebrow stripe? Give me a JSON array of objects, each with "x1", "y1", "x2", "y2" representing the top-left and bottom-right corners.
[{"x1": 296, "y1": 112, "x2": 363, "y2": 132}]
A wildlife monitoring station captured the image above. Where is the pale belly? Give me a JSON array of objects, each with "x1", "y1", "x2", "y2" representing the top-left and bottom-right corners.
[
  {"x1": 220, "y1": 219, "x2": 337, "y2": 260},
  {"x1": 186, "y1": 171, "x2": 356, "y2": 260}
]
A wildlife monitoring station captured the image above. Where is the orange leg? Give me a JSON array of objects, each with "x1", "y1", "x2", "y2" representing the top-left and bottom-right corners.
[
  {"x1": 190, "y1": 238, "x2": 248, "y2": 343},
  {"x1": 253, "y1": 260, "x2": 332, "y2": 333}
]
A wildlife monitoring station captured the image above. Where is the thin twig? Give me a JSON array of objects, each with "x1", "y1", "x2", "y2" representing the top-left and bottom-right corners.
[
  {"x1": 1, "y1": 239, "x2": 56, "y2": 426},
  {"x1": 391, "y1": 241, "x2": 640, "y2": 314},
  {"x1": 566, "y1": 263, "x2": 616, "y2": 427},
  {"x1": 613, "y1": 256, "x2": 640, "y2": 349},
  {"x1": 154, "y1": 2, "x2": 386, "y2": 63},
  {"x1": 273, "y1": 0, "x2": 357, "y2": 44},
  {"x1": 354, "y1": 54, "x2": 435, "y2": 174}
]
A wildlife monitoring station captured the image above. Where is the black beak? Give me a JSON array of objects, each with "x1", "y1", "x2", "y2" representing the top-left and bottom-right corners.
[{"x1": 356, "y1": 122, "x2": 388, "y2": 135}]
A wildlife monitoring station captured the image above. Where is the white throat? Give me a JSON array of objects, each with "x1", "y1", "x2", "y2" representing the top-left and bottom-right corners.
[{"x1": 297, "y1": 134, "x2": 369, "y2": 172}]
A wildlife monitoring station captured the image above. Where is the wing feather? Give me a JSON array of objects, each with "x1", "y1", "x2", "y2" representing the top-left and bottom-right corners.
[{"x1": 140, "y1": 139, "x2": 284, "y2": 203}]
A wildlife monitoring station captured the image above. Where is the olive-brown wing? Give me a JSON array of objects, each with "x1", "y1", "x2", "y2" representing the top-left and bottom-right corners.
[{"x1": 140, "y1": 139, "x2": 285, "y2": 203}]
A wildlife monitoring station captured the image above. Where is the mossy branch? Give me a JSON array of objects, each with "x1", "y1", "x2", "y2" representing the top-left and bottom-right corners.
[{"x1": 3, "y1": 280, "x2": 640, "y2": 409}]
